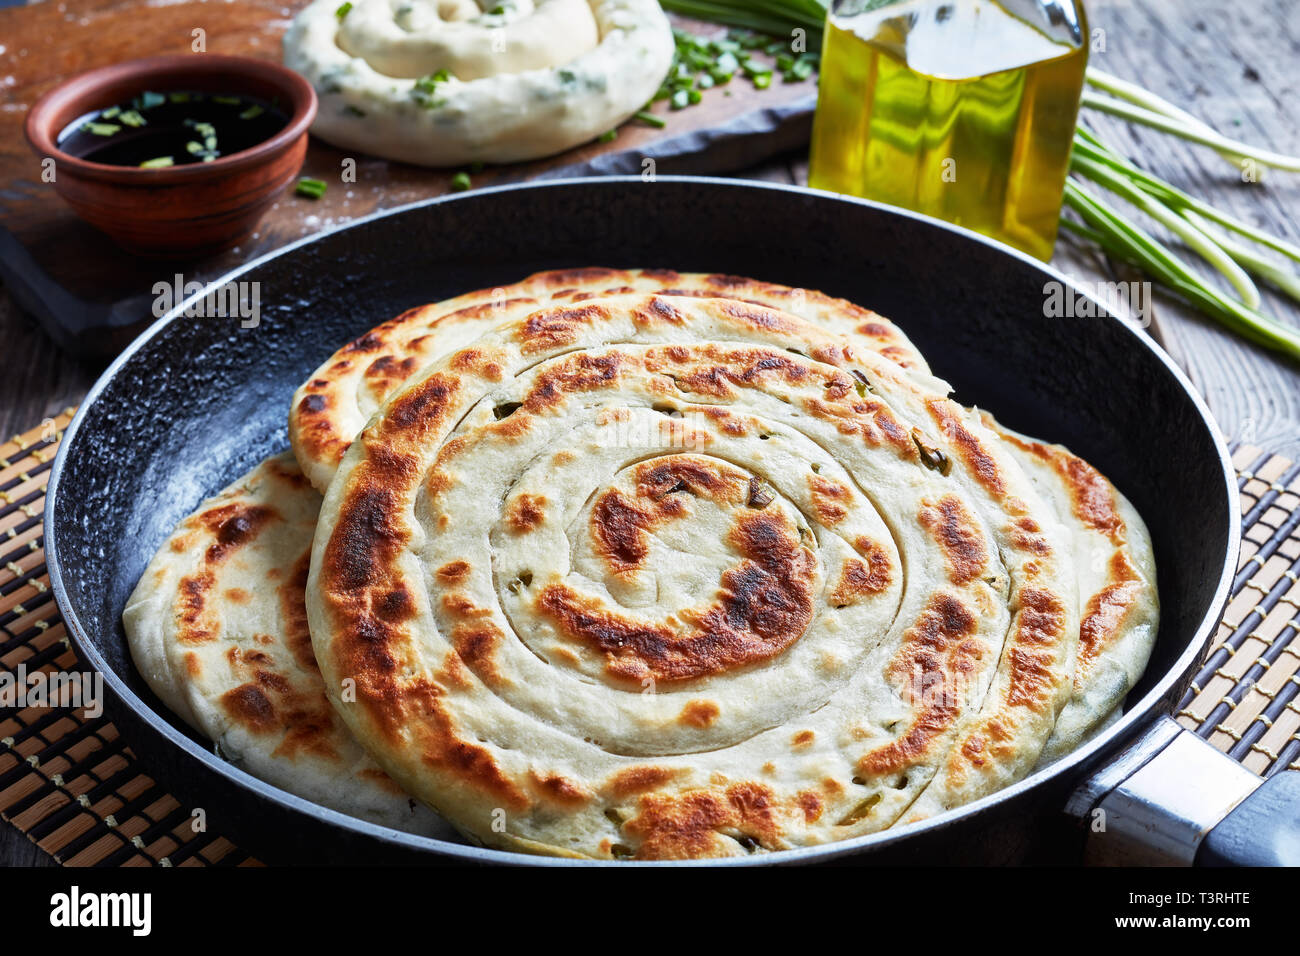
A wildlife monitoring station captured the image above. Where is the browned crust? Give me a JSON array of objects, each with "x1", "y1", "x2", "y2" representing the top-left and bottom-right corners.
[
  {"x1": 278, "y1": 549, "x2": 317, "y2": 673},
  {"x1": 504, "y1": 493, "x2": 547, "y2": 534},
  {"x1": 606, "y1": 765, "x2": 682, "y2": 798},
  {"x1": 858, "y1": 594, "x2": 984, "y2": 777},
  {"x1": 946, "y1": 587, "x2": 1069, "y2": 779},
  {"x1": 994, "y1": 425, "x2": 1127, "y2": 544},
  {"x1": 678, "y1": 700, "x2": 721, "y2": 728},
  {"x1": 927, "y1": 400, "x2": 1004, "y2": 495},
  {"x1": 830, "y1": 546, "x2": 893, "y2": 606},
  {"x1": 589, "y1": 457, "x2": 746, "y2": 577},
  {"x1": 918, "y1": 496, "x2": 988, "y2": 586},
  {"x1": 1077, "y1": 551, "x2": 1144, "y2": 678},
  {"x1": 622, "y1": 782, "x2": 782, "y2": 859},
  {"x1": 317, "y1": 366, "x2": 534, "y2": 811},
  {"x1": 536, "y1": 509, "x2": 814, "y2": 684}
]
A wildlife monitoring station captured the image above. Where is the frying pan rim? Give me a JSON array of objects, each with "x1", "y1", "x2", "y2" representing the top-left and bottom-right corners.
[{"x1": 44, "y1": 175, "x2": 1238, "y2": 866}]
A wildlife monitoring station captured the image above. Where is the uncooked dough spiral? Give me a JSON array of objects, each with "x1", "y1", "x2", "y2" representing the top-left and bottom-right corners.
[{"x1": 283, "y1": 0, "x2": 674, "y2": 165}]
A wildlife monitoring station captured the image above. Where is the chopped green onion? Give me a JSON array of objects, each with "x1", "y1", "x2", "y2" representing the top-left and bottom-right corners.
[
  {"x1": 138, "y1": 156, "x2": 174, "y2": 168},
  {"x1": 599, "y1": 129, "x2": 618, "y2": 143},
  {"x1": 295, "y1": 177, "x2": 327, "y2": 199},
  {"x1": 137, "y1": 91, "x2": 165, "y2": 110},
  {"x1": 635, "y1": 109, "x2": 666, "y2": 128},
  {"x1": 413, "y1": 69, "x2": 453, "y2": 107},
  {"x1": 239, "y1": 104, "x2": 264, "y2": 120},
  {"x1": 336, "y1": 1, "x2": 352, "y2": 18},
  {"x1": 118, "y1": 109, "x2": 146, "y2": 128},
  {"x1": 451, "y1": 171, "x2": 472, "y2": 192},
  {"x1": 83, "y1": 122, "x2": 120, "y2": 136}
]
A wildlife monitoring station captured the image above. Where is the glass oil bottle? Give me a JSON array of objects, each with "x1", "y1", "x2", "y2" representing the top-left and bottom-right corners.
[{"x1": 809, "y1": 0, "x2": 1089, "y2": 261}]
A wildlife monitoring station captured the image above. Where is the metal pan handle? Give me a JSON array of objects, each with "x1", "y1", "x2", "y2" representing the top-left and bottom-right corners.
[{"x1": 1069, "y1": 716, "x2": 1300, "y2": 866}]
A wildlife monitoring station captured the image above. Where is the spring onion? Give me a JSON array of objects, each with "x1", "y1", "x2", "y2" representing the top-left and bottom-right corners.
[{"x1": 295, "y1": 177, "x2": 327, "y2": 200}]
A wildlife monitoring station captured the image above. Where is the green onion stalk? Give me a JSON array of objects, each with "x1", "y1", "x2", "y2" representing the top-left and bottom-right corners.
[{"x1": 658, "y1": 1, "x2": 1300, "y2": 361}]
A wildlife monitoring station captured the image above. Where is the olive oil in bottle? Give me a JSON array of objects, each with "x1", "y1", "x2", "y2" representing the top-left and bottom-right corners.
[{"x1": 809, "y1": 0, "x2": 1088, "y2": 261}]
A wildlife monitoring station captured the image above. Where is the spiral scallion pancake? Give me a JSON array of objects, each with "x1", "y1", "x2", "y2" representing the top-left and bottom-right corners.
[
  {"x1": 306, "y1": 293, "x2": 1081, "y2": 858},
  {"x1": 123, "y1": 453, "x2": 455, "y2": 837},
  {"x1": 290, "y1": 269, "x2": 1158, "y2": 774}
]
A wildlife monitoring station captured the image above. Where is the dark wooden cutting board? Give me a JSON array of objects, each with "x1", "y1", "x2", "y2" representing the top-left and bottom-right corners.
[{"x1": 0, "y1": 0, "x2": 816, "y2": 353}]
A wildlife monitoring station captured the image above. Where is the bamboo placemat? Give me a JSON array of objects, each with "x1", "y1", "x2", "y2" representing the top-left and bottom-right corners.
[
  {"x1": 0, "y1": 411, "x2": 256, "y2": 866},
  {"x1": 0, "y1": 414, "x2": 1296, "y2": 866}
]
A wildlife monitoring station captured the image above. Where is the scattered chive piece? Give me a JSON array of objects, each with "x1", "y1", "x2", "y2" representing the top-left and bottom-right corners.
[
  {"x1": 100, "y1": 106, "x2": 121, "y2": 119},
  {"x1": 168, "y1": 92, "x2": 191, "y2": 104},
  {"x1": 599, "y1": 129, "x2": 618, "y2": 143},
  {"x1": 138, "y1": 156, "x2": 174, "y2": 168},
  {"x1": 84, "y1": 122, "x2": 120, "y2": 136},
  {"x1": 185, "y1": 141, "x2": 205, "y2": 154},
  {"x1": 451, "y1": 171, "x2": 472, "y2": 192},
  {"x1": 137, "y1": 91, "x2": 165, "y2": 110},
  {"x1": 239, "y1": 104, "x2": 264, "y2": 120},
  {"x1": 634, "y1": 109, "x2": 666, "y2": 128},
  {"x1": 118, "y1": 109, "x2": 146, "y2": 128},
  {"x1": 295, "y1": 177, "x2": 327, "y2": 199},
  {"x1": 212, "y1": 95, "x2": 240, "y2": 105},
  {"x1": 413, "y1": 69, "x2": 453, "y2": 106},
  {"x1": 336, "y1": 1, "x2": 352, "y2": 17},
  {"x1": 650, "y1": 25, "x2": 818, "y2": 114}
]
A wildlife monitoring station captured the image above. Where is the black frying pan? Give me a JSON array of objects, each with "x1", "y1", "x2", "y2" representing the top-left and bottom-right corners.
[{"x1": 44, "y1": 177, "x2": 1290, "y2": 865}]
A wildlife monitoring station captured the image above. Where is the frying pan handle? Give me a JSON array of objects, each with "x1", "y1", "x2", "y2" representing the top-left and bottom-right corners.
[
  {"x1": 1070, "y1": 716, "x2": 1300, "y2": 866},
  {"x1": 1196, "y1": 770, "x2": 1300, "y2": 866}
]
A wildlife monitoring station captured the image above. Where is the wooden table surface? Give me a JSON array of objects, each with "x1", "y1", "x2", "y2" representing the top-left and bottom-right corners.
[{"x1": 1, "y1": 0, "x2": 1297, "y2": 866}]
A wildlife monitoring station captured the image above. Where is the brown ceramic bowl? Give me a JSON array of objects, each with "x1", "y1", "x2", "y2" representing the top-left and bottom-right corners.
[{"x1": 25, "y1": 54, "x2": 317, "y2": 258}]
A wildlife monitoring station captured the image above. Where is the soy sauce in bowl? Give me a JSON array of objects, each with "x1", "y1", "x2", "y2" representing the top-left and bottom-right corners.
[{"x1": 56, "y1": 90, "x2": 290, "y2": 168}]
